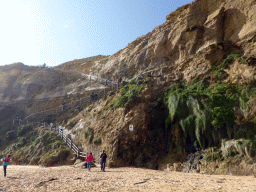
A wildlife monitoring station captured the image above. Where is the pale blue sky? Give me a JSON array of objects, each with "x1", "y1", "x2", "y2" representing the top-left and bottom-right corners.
[{"x1": 0, "y1": 0, "x2": 192, "y2": 67}]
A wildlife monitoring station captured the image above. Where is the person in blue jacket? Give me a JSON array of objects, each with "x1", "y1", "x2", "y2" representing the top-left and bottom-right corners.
[{"x1": 1, "y1": 154, "x2": 11, "y2": 178}]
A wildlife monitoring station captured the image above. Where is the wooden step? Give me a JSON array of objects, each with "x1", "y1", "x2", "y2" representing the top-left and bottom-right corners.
[{"x1": 79, "y1": 155, "x2": 87, "y2": 158}]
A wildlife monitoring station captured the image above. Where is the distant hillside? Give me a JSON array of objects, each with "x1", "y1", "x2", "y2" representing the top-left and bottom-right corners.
[{"x1": 0, "y1": 63, "x2": 83, "y2": 103}]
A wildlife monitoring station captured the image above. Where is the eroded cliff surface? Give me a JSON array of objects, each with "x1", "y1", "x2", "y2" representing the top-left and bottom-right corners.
[
  {"x1": 65, "y1": 0, "x2": 256, "y2": 169},
  {"x1": 2, "y1": 0, "x2": 256, "y2": 170},
  {"x1": 81, "y1": 0, "x2": 255, "y2": 81}
]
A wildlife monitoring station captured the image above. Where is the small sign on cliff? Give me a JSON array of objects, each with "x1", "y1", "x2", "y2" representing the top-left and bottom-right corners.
[{"x1": 129, "y1": 125, "x2": 134, "y2": 132}]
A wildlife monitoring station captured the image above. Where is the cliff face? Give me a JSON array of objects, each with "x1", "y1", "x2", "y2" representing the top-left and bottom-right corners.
[
  {"x1": 66, "y1": 0, "x2": 256, "y2": 169},
  {"x1": 55, "y1": 0, "x2": 256, "y2": 83},
  {"x1": 80, "y1": 0, "x2": 255, "y2": 81},
  {"x1": 2, "y1": 0, "x2": 256, "y2": 170},
  {"x1": 3, "y1": 0, "x2": 256, "y2": 102}
]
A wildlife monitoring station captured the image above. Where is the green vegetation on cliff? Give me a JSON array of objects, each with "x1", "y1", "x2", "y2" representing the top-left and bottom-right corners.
[
  {"x1": 104, "y1": 76, "x2": 150, "y2": 109},
  {"x1": 0, "y1": 125, "x2": 74, "y2": 166},
  {"x1": 165, "y1": 70, "x2": 256, "y2": 151}
]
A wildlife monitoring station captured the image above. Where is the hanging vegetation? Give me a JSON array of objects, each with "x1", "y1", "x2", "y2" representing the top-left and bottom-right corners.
[{"x1": 165, "y1": 77, "x2": 256, "y2": 150}]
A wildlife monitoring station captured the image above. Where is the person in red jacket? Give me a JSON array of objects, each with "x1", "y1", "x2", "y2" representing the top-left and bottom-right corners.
[{"x1": 85, "y1": 153, "x2": 95, "y2": 171}]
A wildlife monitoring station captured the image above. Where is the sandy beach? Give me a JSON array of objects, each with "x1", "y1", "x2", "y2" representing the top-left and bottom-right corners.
[{"x1": 0, "y1": 165, "x2": 256, "y2": 192}]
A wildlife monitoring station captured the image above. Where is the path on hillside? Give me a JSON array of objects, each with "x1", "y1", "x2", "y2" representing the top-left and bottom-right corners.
[
  {"x1": 1, "y1": 165, "x2": 256, "y2": 192},
  {"x1": 18, "y1": 73, "x2": 118, "y2": 124}
]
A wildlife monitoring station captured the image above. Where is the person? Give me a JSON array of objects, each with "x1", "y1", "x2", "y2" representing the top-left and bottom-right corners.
[
  {"x1": 85, "y1": 152, "x2": 94, "y2": 172},
  {"x1": 90, "y1": 92, "x2": 94, "y2": 101},
  {"x1": 94, "y1": 93, "x2": 98, "y2": 101},
  {"x1": 59, "y1": 125, "x2": 64, "y2": 134},
  {"x1": 118, "y1": 77, "x2": 122, "y2": 84},
  {"x1": 1, "y1": 154, "x2": 11, "y2": 178},
  {"x1": 62, "y1": 102, "x2": 66, "y2": 111},
  {"x1": 100, "y1": 150, "x2": 107, "y2": 172},
  {"x1": 99, "y1": 150, "x2": 103, "y2": 166}
]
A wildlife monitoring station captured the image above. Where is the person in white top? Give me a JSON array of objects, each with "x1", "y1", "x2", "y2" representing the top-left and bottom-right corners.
[{"x1": 59, "y1": 126, "x2": 63, "y2": 132}]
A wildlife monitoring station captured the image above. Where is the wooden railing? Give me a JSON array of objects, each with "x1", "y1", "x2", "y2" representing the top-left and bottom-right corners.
[{"x1": 42, "y1": 123, "x2": 85, "y2": 158}]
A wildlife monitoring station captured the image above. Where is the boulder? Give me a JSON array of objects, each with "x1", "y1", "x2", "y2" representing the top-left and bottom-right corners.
[
  {"x1": 74, "y1": 162, "x2": 86, "y2": 168},
  {"x1": 173, "y1": 163, "x2": 183, "y2": 172},
  {"x1": 74, "y1": 159, "x2": 83, "y2": 165}
]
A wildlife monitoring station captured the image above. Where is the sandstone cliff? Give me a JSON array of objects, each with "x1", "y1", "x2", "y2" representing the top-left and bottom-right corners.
[
  {"x1": 64, "y1": 0, "x2": 256, "y2": 170},
  {"x1": 57, "y1": 0, "x2": 256, "y2": 83},
  {"x1": 1, "y1": 0, "x2": 256, "y2": 172}
]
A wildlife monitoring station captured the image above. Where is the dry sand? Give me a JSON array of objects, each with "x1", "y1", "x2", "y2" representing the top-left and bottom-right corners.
[{"x1": 0, "y1": 165, "x2": 256, "y2": 192}]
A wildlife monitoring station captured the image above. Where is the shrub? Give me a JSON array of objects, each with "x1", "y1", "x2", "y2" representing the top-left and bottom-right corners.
[
  {"x1": 214, "y1": 54, "x2": 248, "y2": 70},
  {"x1": 66, "y1": 119, "x2": 78, "y2": 130},
  {"x1": 43, "y1": 115, "x2": 57, "y2": 124},
  {"x1": 17, "y1": 125, "x2": 33, "y2": 136},
  {"x1": 6, "y1": 130, "x2": 16, "y2": 140},
  {"x1": 190, "y1": 24, "x2": 196, "y2": 31},
  {"x1": 121, "y1": 81, "x2": 128, "y2": 86},
  {"x1": 58, "y1": 149, "x2": 70, "y2": 159},
  {"x1": 89, "y1": 134, "x2": 94, "y2": 144},
  {"x1": 43, "y1": 154, "x2": 54, "y2": 159},
  {"x1": 215, "y1": 69, "x2": 228, "y2": 79},
  {"x1": 221, "y1": 139, "x2": 253, "y2": 159},
  {"x1": 114, "y1": 78, "x2": 147, "y2": 108},
  {"x1": 84, "y1": 128, "x2": 94, "y2": 138},
  {"x1": 93, "y1": 137, "x2": 101, "y2": 144},
  {"x1": 18, "y1": 137, "x2": 27, "y2": 146},
  {"x1": 204, "y1": 151, "x2": 223, "y2": 162},
  {"x1": 146, "y1": 146, "x2": 154, "y2": 154},
  {"x1": 84, "y1": 128, "x2": 94, "y2": 143}
]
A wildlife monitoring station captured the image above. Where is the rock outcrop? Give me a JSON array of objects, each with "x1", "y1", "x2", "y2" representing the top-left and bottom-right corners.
[
  {"x1": 56, "y1": 0, "x2": 255, "y2": 83},
  {"x1": 66, "y1": 0, "x2": 256, "y2": 169}
]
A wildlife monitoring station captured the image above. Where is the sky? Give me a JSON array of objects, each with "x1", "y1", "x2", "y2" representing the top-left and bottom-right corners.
[{"x1": 0, "y1": 0, "x2": 192, "y2": 67}]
